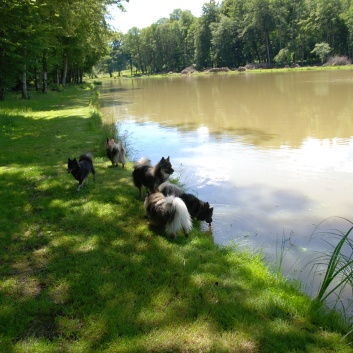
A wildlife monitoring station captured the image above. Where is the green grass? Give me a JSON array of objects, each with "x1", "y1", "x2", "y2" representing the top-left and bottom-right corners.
[{"x1": 0, "y1": 85, "x2": 352, "y2": 352}]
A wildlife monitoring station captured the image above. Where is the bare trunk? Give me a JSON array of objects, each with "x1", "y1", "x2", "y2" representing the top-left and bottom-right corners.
[
  {"x1": 42, "y1": 54, "x2": 47, "y2": 93},
  {"x1": 42, "y1": 71, "x2": 47, "y2": 93},
  {"x1": 22, "y1": 67, "x2": 28, "y2": 99},
  {"x1": 35, "y1": 69, "x2": 40, "y2": 91},
  {"x1": 79, "y1": 69, "x2": 83, "y2": 84},
  {"x1": 62, "y1": 54, "x2": 68, "y2": 86}
]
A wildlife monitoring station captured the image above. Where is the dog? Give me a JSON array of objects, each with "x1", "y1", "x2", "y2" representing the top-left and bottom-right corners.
[
  {"x1": 67, "y1": 154, "x2": 96, "y2": 191},
  {"x1": 106, "y1": 138, "x2": 126, "y2": 168},
  {"x1": 158, "y1": 181, "x2": 214, "y2": 227},
  {"x1": 132, "y1": 156, "x2": 174, "y2": 198},
  {"x1": 144, "y1": 192, "x2": 192, "y2": 239}
]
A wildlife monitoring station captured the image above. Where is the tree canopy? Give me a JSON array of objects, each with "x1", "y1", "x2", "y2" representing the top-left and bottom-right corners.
[
  {"x1": 0, "y1": 0, "x2": 127, "y2": 99},
  {"x1": 103, "y1": 0, "x2": 353, "y2": 76}
]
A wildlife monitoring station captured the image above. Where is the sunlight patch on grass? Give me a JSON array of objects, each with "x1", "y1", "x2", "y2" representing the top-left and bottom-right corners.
[
  {"x1": 75, "y1": 235, "x2": 100, "y2": 253},
  {"x1": 48, "y1": 279, "x2": 71, "y2": 305}
]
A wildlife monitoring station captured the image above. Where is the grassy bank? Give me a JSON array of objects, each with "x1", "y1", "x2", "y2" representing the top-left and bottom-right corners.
[{"x1": 0, "y1": 84, "x2": 351, "y2": 352}]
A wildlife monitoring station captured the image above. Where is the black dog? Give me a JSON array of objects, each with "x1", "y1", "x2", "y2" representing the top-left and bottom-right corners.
[
  {"x1": 179, "y1": 193, "x2": 213, "y2": 227},
  {"x1": 158, "y1": 181, "x2": 213, "y2": 226},
  {"x1": 67, "y1": 154, "x2": 96, "y2": 191},
  {"x1": 132, "y1": 156, "x2": 174, "y2": 198}
]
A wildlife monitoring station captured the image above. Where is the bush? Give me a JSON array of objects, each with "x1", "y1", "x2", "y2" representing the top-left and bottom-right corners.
[
  {"x1": 274, "y1": 48, "x2": 292, "y2": 66},
  {"x1": 324, "y1": 56, "x2": 352, "y2": 66}
]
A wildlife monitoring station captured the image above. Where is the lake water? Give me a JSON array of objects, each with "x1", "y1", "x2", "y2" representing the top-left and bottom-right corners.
[{"x1": 100, "y1": 70, "x2": 353, "y2": 304}]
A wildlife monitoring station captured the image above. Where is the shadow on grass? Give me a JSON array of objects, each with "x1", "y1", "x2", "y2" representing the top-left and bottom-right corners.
[
  {"x1": 0, "y1": 96, "x2": 350, "y2": 352},
  {"x1": 0, "y1": 167, "x2": 346, "y2": 352}
]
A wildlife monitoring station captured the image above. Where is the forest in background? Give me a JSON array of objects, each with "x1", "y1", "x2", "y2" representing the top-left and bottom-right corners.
[
  {"x1": 101, "y1": 0, "x2": 353, "y2": 76},
  {"x1": 2, "y1": 0, "x2": 353, "y2": 100}
]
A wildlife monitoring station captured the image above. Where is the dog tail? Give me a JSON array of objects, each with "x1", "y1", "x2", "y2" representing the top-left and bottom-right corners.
[
  {"x1": 165, "y1": 196, "x2": 192, "y2": 236},
  {"x1": 117, "y1": 142, "x2": 127, "y2": 166},
  {"x1": 158, "y1": 181, "x2": 184, "y2": 197},
  {"x1": 133, "y1": 157, "x2": 152, "y2": 169},
  {"x1": 79, "y1": 153, "x2": 95, "y2": 180},
  {"x1": 79, "y1": 153, "x2": 93, "y2": 162}
]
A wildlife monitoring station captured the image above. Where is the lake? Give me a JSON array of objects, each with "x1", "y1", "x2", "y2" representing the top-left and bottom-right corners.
[{"x1": 100, "y1": 70, "x2": 353, "y2": 303}]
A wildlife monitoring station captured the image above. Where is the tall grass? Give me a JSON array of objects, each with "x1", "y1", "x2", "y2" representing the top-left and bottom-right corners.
[{"x1": 306, "y1": 218, "x2": 353, "y2": 311}]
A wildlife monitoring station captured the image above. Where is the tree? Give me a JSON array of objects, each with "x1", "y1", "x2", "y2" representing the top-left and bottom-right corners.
[
  {"x1": 194, "y1": 0, "x2": 220, "y2": 69},
  {"x1": 242, "y1": 0, "x2": 275, "y2": 64},
  {"x1": 210, "y1": 15, "x2": 244, "y2": 67},
  {"x1": 311, "y1": 42, "x2": 331, "y2": 63}
]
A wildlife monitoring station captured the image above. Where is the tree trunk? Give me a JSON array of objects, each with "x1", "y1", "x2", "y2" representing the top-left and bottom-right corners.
[
  {"x1": 35, "y1": 69, "x2": 40, "y2": 91},
  {"x1": 42, "y1": 54, "x2": 48, "y2": 93},
  {"x1": 62, "y1": 54, "x2": 68, "y2": 86},
  {"x1": 79, "y1": 69, "x2": 83, "y2": 84},
  {"x1": 42, "y1": 71, "x2": 47, "y2": 93},
  {"x1": 22, "y1": 67, "x2": 28, "y2": 99}
]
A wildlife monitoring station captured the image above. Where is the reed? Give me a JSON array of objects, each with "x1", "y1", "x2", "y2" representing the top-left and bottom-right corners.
[{"x1": 306, "y1": 218, "x2": 353, "y2": 303}]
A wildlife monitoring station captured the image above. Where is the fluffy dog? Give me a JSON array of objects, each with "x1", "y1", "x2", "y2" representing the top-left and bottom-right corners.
[
  {"x1": 67, "y1": 154, "x2": 96, "y2": 191},
  {"x1": 158, "y1": 181, "x2": 214, "y2": 226},
  {"x1": 106, "y1": 138, "x2": 126, "y2": 168},
  {"x1": 132, "y1": 156, "x2": 174, "y2": 198},
  {"x1": 144, "y1": 192, "x2": 192, "y2": 239}
]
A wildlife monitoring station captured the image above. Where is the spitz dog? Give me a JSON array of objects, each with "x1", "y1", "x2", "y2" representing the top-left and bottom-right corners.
[
  {"x1": 144, "y1": 192, "x2": 192, "y2": 239},
  {"x1": 106, "y1": 138, "x2": 126, "y2": 168},
  {"x1": 158, "y1": 181, "x2": 214, "y2": 226},
  {"x1": 67, "y1": 154, "x2": 96, "y2": 191},
  {"x1": 132, "y1": 156, "x2": 174, "y2": 198}
]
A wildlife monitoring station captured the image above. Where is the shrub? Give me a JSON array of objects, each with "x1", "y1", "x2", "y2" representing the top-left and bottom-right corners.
[
  {"x1": 274, "y1": 48, "x2": 292, "y2": 66},
  {"x1": 325, "y1": 56, "x2": 352, "y2": 66}
]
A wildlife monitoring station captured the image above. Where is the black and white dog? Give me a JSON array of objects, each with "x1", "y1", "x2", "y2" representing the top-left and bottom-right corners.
[
  {"x1": 132, "y1": 156, "x2": 174, "y2": 198},
  {"x1": 158, "y1": 181, "x2": 213, "y2": 226},
  {"x1": 144, "y1": 191, "x2": 192, "y2": 239}
]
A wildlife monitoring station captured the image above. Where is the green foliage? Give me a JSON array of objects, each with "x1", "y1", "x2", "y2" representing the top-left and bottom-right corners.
[
  {"x1": 274, "y1": 48, "x2": 292, "y2": 65},
  {"x1": 0, "y1": 0, "x2": 126, "y2": 99},
  {"x1": 311, "y1": 42, "x2": 332, "y2": 63},
  {"x1": 306, "y1": 219, "x2": 353, "y2": 303},
  {"x1": 99, "y1": 0, "x2": 353, "y2": 76}
]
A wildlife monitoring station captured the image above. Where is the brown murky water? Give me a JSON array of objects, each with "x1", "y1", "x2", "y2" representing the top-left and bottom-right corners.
[{"x1": 100, "y1": 70, "x2": 353, "y2": 299}]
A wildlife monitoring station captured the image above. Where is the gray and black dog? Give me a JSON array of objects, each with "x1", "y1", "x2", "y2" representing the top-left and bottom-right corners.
[
  {"x1": 132, "y1": 156, "x2": 174, "y2": 198},
  {"x1": 158, "y1": 181, "x2": 213, "y2": 227}
]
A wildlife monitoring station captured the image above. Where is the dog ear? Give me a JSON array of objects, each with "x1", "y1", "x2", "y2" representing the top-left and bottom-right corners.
[
  {"x1": 166, "y1": 156, "x2": 170, "y2": 161},
  {"x1": 68, "y1": 158, "x2": 71, "y2": 162},
  {"x1": 106, "y1": 138, "x2": 109, "y2": 143}
]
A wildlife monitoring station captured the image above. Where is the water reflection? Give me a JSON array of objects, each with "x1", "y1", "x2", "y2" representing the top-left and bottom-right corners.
[{"x1": 100, "y1": 71, "x2": 353, "y2": 304}]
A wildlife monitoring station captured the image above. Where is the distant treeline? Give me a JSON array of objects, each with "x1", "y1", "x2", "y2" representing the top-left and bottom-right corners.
[
  {"x1": 98, "y1": 0, "x2": 353, "y2": 76},
  {"x1": 2, "y1": 0, "x2": 353, "y2": 100}
]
